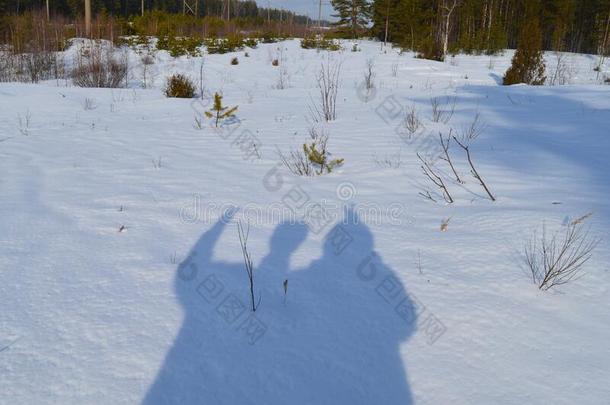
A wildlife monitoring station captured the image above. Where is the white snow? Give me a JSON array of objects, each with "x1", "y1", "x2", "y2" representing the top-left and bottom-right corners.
[{"x1": 1, "y1": 40, "x2": 609, "y2": 404}]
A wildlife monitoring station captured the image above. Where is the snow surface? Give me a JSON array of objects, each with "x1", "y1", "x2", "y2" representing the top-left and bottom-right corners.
[{"x1": 1, "y1": 40, "x2": 610, "y2": 404}]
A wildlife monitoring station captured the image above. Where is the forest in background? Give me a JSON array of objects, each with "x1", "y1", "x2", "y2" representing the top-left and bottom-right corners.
[
  {"x1": 0, "y1": 0, "x2": 609, "y2": 58},
  {"x1": 0, "y1": 0, "x2": 313, "y2": 24},
  {"x1": 0, "y1": 0, "x2": 324, "y2": 52},
  {"x1": 370, "y1": 0, "x2": 610, "y2": 55}
]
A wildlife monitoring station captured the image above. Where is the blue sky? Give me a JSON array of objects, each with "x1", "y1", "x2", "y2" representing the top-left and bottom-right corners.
[{"x1": 263, "y1": 0, "x2": 334, "y2": 20}]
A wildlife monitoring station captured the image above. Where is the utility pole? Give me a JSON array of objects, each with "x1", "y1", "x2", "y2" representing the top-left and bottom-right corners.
[
  {"x1": 46, "y1": 0, "x2": 50, "y2": 21},
  {"x1": 141, "y1": 0, "x2": 144, "y2": 16},
  {"x1": 85, "y1": 0, "x2": 91, "y2": 37},
  {"x1": 318, "y1": 0, "x2": 322, "y2": 30}
]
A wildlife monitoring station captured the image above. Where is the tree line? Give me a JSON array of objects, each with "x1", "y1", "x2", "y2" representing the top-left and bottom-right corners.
[
  {"x1": 0, "y1": 0, "x2": 313, "y2": 25},
  {"x1": 330, "y1": 0, "x2": 610, "y2": 56}
]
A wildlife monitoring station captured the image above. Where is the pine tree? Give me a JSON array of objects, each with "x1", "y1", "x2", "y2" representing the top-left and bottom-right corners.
[
  {"x1": 503, "y1": 19, "x2": 547, "y2": 85},
  {"x1": 331, "y1": 0, "x2": 372, "y2": 38},
  {"x1": 205, "y1": 92, "x2": 238, "y2": 127}
]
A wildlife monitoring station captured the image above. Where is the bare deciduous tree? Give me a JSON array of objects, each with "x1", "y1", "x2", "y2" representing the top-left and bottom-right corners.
[
  {"x1": 140, "y1": 54, "x2": 154, "y2": 89},
  {"x1": 549, "y1": 52, "x2": 574, "y2": 86},
  {"x1": 439, "y1": 0, "x2": 459, "y2": 59},
  {"x1": 311, "y1": 58, "x2": 342, "y2": 121},
  {"x1": 274, "y1": 46, "x2": 290, "y2": 90}
]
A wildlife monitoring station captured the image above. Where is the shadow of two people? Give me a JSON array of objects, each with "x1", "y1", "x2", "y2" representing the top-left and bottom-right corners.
[{"x1": 144, "y1": 208, "x2": 416, "y2": 405}]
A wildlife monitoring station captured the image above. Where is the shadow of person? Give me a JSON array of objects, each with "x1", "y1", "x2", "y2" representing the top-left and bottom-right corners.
[
  {"x1": 280, "y1": 208, "x2": 416, "y2": 405},
  {"x1": 143, "y1": 208, "x2": 415, "y2": 405},
  {"x1": 142, "y1": 210, "x2": 247, "y2": 404},
  {"x1": 257, "y1": 221, "x2": 309, "y2": 303}
]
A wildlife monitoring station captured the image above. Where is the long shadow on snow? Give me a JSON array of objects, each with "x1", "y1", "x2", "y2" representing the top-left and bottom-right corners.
[{"x1": 143, "y1": 208, "x2": 416, "y2": 405}]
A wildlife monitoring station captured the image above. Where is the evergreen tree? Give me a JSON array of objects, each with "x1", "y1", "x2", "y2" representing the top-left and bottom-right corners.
[
  {"x1": 331, "y1": 0, "x2": 371, "y2": 38},
  {"x1": 503, "y1": 19, "x2": 546, "y2": 85}
]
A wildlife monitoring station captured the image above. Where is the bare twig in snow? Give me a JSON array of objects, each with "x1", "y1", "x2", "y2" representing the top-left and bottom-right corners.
[
  {"x1": 525, "y1": 220, "x2": 600, "y2": 291},
  {"x1": 452, "y1": 136, "x2": 496, "y2": 201},
  {"x1": 417, "y1": 152, "x2": 454, "y2": 203},
  {"x1": 238, "y1": 220, "x2": 259, "y2": 312},
  {"x1": 438, "y1": 130, "x2": 463, "y2": 183}
]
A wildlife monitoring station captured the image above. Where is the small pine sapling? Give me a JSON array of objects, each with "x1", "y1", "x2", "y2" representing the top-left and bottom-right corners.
[
  {"x1": 205, "y1": 92, "x2": 238, "y2": 127},
  {"x1": 303, "y1": 139, "x2": 344, "y2": 175}
]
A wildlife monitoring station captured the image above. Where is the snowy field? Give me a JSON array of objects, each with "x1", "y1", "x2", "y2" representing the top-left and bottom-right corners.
[{"x1": 1, "y1": 39, "x2": 610, "y2": 404}]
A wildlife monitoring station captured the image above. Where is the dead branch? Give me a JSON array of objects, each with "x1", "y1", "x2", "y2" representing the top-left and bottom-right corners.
[
  {"x1": 438, "y1": 130, "x2": 463, "y2": 183},
  {"x1": 417, "y1": 153, "x2": 454, "y2": 203},
  {"x1": 418, "y1": 190, "x2": 438, "y2": 203},
  {"x1": 452, "y1": 136, "x2": 496, "y2": 201},
  {"x1": 237, "y1": 220, "x2": 258, "y2": 312}
]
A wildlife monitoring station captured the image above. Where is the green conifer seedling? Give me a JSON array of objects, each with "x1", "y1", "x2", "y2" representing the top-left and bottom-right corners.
[
  {"x1": 205, "y1": 92, "x2": 238, "y2": 127},
  {"x1": 303, "y1": 141, "x2": 344, "y2": 175}
]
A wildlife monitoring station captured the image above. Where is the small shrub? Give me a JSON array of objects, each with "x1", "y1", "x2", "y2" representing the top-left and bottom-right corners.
[
  {"x1": 205, "y1": 92, "x2": 238, "y2": 127},
  {"x1": 301, "y1": 36, "x2": 341, "y2": 51},
  {"x1": 524, "y1": 219, "x2": 599, "y2": 291},
  {"x1": 304, "y1": 140, "x2": 344, "y2": 174},
  {"x1": 0, "y1": 50, "x2": 66, "y2": 83},
  {"x1": 243, "y1": 38, "x2": 258, "y2": 48},
  {"x1": 116, "y1": 35, "x2": 152, "y2": 54},
  {"x1": 279, "y1": 129, "x2": 344, "y2": 176},
  {"x1": 272, "y1": 59, "x2": 279, "y2": 66},
  {"x1": 157, "y1": 35, "x2": 203, "y2": 57},
  {"x1": 164, "y1": 74, "x2": 196, "y2": 98},
  {"x1": 300, "y1": 37, "x2": 317, "y2": 49},
  {"x1": 259, "y1": 31, "x2": 281, "y2": 43},
  {"x1": 309, "y1": 59, "x2": 342, "y2": 122},
  {"x1": 231, "y1": 57, "x2": 239, "y2": 65},
  {"x1": 402, "y1": 105, "x2": 423, "y2": 137},
  {"x1": 430, "y1": 96, "x2": 456, "y2": 124},
  {"x1": 72, "y1": 46, "x2": 127, "y2": 88},
  {"x1": 416, "y1": 38, "x2": 445, "y2": 62},
  {"x1": 204, "y1": 35, "x2": 245, "y2": 54}
]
